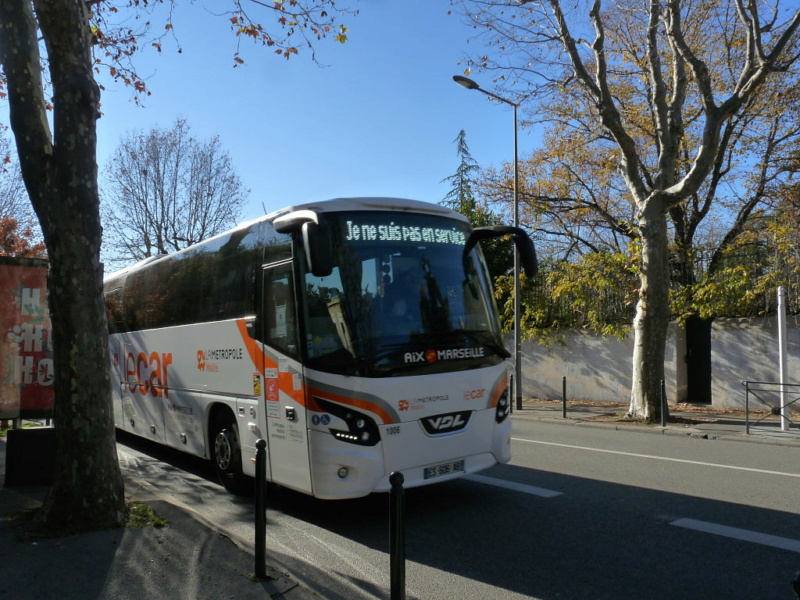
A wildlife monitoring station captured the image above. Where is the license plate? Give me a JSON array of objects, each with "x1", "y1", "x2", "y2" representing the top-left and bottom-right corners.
[{"x1": 424, "y1": 459, "x2": 465, "y2": 480}]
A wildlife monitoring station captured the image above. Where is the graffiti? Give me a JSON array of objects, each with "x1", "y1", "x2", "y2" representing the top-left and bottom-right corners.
[{"x1": 0, "y1": 261, "x2": 54, "y2": 419}]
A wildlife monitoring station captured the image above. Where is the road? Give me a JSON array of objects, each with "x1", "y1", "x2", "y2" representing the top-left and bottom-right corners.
[{"x1": 117, "y1": 417, "x2": 800, "y2": 600}]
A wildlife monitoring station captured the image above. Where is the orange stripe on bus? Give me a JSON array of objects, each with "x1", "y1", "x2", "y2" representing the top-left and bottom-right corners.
[
  {"x1": 237, "y1": 320, "x2": 264, "y2": 371},
  {"x1": 308, "y1": 386, "x2": 394, "y2": 425},
  {"x1": 489, "y1": 374, "x2": 509, "y2": 408},
  {"x1": 236, "y1": 319, "x2": 306, "y2": 406}
]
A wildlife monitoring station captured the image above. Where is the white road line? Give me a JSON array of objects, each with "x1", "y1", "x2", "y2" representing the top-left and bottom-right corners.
[
  {"x1": 464, "y1": 474, "x2": 563, "y2": 497},
  {"x1": 513, "y1": 438, "x2": 800, "y2": 479},
  {"x1": 671, "y1": 518, "x2": 800, "y2": 553}
]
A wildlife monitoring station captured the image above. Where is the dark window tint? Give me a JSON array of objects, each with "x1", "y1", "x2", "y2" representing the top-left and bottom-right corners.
[
  {"x1": 262, "y1": 262, "x2": 300, "y2": 359},
  {"x1": 107, "y1": 221, "x2": 291, "y2": 332}
]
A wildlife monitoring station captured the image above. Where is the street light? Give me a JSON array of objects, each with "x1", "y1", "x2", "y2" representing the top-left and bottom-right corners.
[{"x1": 453, "y1": 75, "x2": 523, "y2": 411}]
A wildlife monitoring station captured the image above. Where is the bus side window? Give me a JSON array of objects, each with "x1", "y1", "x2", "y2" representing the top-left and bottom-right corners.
[
  {"x1": 263, "y1": 264, "x2": 299, "y2": 359},
  {"x1": 105, "y1": 287, "x2": 124, "y2": 333}
]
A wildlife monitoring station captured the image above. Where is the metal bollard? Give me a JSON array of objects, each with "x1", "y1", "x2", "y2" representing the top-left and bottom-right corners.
[
  {"x1": 254, "y1": 439, "x2": 269, "y2": 581},
  {"x1": 744, "y1": 381, "x2": 751, "y2": 435},
  {"x1": 390, "y1": 471, "x2": 406, "y2": 600},
  {"x1": 562, "y1": 376, "x2": 567, "y2": 419},
  {"x1": 509, "y1": 375, "x2": 514, "y2": 414},
  {"x1": 660, "y1": 379, "x2": 667, "y2": 427}
]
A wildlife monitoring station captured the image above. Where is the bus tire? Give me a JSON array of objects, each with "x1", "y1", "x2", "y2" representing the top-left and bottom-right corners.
[{"x1": 211, "y1": 413, "x2": 251, "y2": 495}]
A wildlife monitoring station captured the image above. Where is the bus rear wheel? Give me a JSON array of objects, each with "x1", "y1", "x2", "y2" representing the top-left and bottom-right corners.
[{"x1": 211, "y1": 414, "x2": 250, "y2": 495}]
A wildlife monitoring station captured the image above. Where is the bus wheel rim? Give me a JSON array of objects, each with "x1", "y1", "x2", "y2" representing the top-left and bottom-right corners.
[{"x1": 214, "y1": 430, "x2": 234, "y2": 470}]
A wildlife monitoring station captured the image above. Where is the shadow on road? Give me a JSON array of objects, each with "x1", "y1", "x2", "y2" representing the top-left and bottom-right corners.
[{"x1": 116, "y1": 432, "x2": 800, "y2": 600}]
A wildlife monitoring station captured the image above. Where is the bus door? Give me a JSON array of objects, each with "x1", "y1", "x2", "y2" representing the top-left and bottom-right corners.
[{"x1": 260, "y1": 261, "x2": 312, "y2": 494}]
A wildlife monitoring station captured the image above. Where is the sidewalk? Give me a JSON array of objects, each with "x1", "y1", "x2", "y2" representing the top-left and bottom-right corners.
[
  {"x1": 0, "y1": 437, "x2": 326, "y2": 600},
  {"x1": 514, "y1": 398, "x2": 800, "y2": 446},
  {"x1": 2, "y1": 400, "x2": 797, "y2": 600}
]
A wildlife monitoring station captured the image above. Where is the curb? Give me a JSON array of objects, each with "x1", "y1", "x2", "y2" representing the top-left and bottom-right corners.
[{"x1": 511, "y1": 403, "x2": 800, "y2": 448}]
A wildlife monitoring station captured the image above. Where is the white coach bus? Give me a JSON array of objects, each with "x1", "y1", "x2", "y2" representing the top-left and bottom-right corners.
[{"x1": 104, "y1": 197, "x2": 536, "y2": 498}]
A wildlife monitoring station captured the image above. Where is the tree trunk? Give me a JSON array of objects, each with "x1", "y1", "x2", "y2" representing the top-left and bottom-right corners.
[
  {"x1": 0, "y1": 0, "x2": 126, "y2": 532},
  {"x1": 628, "y1": 197, "x2": 671, "y2": 421},
  {"x1": 41, "y1": 230, "x2": 126, "y2": 531}
]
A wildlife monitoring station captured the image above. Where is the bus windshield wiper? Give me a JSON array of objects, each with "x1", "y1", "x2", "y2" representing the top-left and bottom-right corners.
[{"x1": 454, "y1": 329, "x2": 511, "y2": 359}]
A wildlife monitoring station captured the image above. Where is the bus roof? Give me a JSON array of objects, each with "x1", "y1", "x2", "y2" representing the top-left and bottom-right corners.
[
  {"x1": 104, "y1": 197, "x2": 467, "y2": 283},
  {"x1": 265, "y1": 197, "x2": 465, "y2": 223}
]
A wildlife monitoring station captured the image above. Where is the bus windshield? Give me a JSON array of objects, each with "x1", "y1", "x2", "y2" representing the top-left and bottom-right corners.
[{"x1": 301, "y1": 211, "x2": 506, "y2": 377}]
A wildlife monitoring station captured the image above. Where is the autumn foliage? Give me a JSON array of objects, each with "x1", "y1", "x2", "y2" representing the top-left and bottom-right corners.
[{"x1": 0, "y1": 217, "x2": 46, "y2": 258}]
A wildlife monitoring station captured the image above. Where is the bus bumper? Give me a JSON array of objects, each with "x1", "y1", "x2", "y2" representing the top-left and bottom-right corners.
[{"x1": 307, "y1": 408, "x2": 511, "y2": 499}]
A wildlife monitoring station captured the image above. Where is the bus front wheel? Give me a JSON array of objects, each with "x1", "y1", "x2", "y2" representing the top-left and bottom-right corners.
[{"x1": 211, "y1": 414, "x2": 250, "y2": 495}]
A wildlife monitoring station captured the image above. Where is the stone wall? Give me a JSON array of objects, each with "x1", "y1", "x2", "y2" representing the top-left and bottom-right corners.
[{"x1": 517, "y1": 316, "x2": 800, "y2": 409}]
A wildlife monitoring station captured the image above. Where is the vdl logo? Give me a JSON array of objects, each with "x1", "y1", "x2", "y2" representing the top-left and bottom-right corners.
[{"x1": 420, "y1": 410, "x2": 471, "y2": 435}]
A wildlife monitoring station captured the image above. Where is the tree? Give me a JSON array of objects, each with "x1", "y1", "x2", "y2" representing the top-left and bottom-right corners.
[
  {"x1": 0, "y1": 0, "x2": 354, "y2": 533},
  {"x1": 0, "y1": 217, "x2": 47, "y2": 258},
  {"x1": 442, "y1": 130, "x2": 481, "y2": 213},
  {"x1": 0, "y1": 128, "x2": 42, "y2": 236},
  {"x1": 441, "y1": 130, "x2": 513, "y2": 320},
  {"x1": 455, "y1": 0, "x2": 800, "y2": 419},
  {"x1": 103, "y1": 118, "x2": 247, "y2": 269},
  {"x1": 483, "y1": 72, "x2": 800, "y2": 322},
  {"x1": 686, "y1": 181, "x2": 800, "y2": 320}
]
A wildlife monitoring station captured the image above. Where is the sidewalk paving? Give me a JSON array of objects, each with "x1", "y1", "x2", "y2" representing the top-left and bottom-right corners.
[
  {"x1": 514, "y1": 398, "x2": 800, "y2": 446},
  {"x1": 1, "y1": 400, "x2": 798, "y2": 600},
  {"x1": 0, "y1": 438, "x2": 325, "y2": 600}
]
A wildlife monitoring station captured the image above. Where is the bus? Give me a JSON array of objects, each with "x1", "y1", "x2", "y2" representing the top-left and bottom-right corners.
[{"x1": 103, "y1": 197, "x2": 536, "y2": 498}]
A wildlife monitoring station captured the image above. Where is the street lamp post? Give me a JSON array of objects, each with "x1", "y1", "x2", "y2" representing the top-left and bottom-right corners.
[{"x1": 453, "y1": 75, "x2": 523, "y2": 411}]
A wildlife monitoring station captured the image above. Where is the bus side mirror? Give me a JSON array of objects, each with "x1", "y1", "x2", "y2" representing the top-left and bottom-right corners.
[
  {"x1": 302, "y1": 221, "x2": 334, "y2": 277},
  {"x1": 463, "y1": 225, "x2": 538, "y2": 278}
]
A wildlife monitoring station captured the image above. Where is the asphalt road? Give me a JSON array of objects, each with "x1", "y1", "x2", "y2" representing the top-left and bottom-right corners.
[{"x1": 117, "y1": 418, "x2": 800, "y2": 600}]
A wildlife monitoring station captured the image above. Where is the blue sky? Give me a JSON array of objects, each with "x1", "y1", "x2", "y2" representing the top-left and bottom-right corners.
[{"x1": 95, "y1": 0, "x2": 535, "y2": 223}]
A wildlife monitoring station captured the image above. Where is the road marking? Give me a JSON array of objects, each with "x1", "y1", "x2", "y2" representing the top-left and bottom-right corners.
[
  {"x1": 671, "y1": 518, "x2": 800, "y2": 553},
  {"x1": 512, "y1": 438, "x2": 800, "y2": 479},
  {"x1": 464, "y1": 474, "x2": 563, "y2": 497}
]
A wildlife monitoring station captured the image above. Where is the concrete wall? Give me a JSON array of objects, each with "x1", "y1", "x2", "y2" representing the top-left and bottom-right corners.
[
  {"x1": 711, "y1": 317, "x2": 800, "y2": 409},
  {"x1": 517, "y1": 317, "x2": 800, "y2": 409}
]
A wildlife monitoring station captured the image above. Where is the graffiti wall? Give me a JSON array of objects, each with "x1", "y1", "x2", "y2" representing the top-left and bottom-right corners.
[{"x1": 0, "y1": 257, "x2": 54, "y2": 419}]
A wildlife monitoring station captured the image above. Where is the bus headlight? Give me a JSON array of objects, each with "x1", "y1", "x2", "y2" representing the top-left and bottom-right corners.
[
  {"x1": 314, "y1": 397, "x2": 381, "y2": 447},
  {"x1": 495, "y1": 389, "x2": 510, "y2": 423}
]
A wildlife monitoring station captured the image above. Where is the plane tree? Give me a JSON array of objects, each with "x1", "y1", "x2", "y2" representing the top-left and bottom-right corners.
[
  {"x1": 481, "y1": 72, "x2": 800, "y2": 336},
  {"x1": 454, "y1": 0, "x2": 800, "y2": 419},
  {"x1": 0, "y1": 0, "x2": 355, "y2": 533}
]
